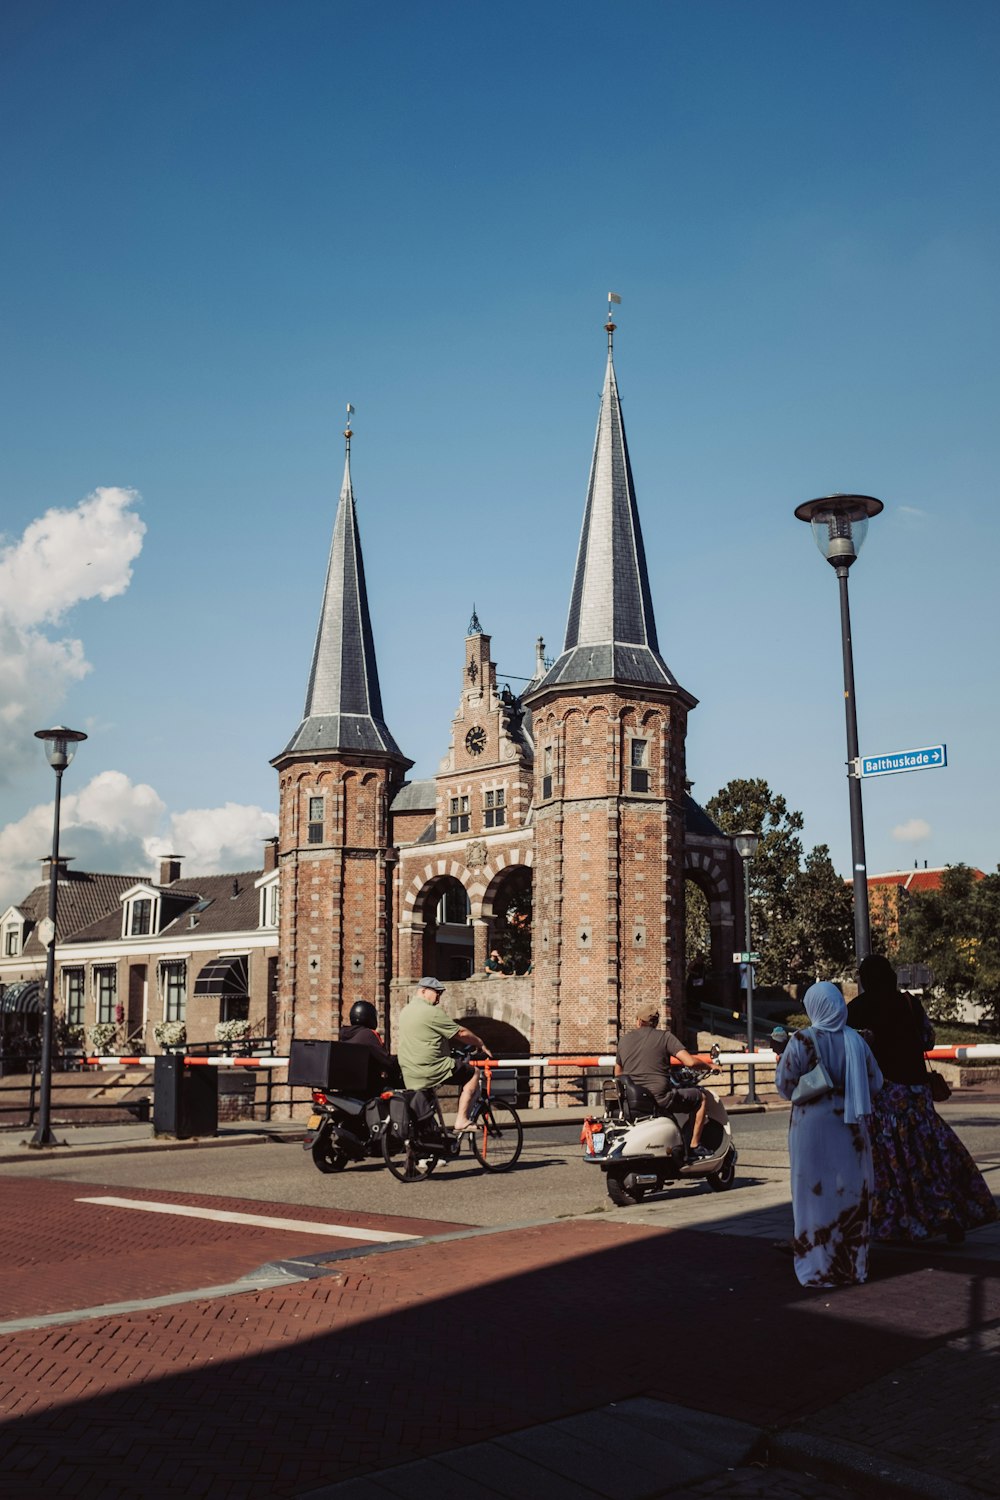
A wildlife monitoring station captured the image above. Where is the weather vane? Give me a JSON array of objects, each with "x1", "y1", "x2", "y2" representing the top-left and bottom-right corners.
[
  {"x1": 344, "y1": 402, "x2": 355, "y2": 447},
  {"x1": 606, "y1": 291, "x2": 621, "y2": 348}
]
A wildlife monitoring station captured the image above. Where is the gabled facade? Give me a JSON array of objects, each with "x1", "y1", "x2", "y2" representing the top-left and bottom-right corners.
[{"x1": 0, "y1": 853, "x2": 280, "y2": 1051}]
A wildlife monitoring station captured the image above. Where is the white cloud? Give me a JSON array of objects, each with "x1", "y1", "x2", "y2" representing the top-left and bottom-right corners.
[
  {"x1": 892, "y1": 817, "x2": 931, "y2": 843},
  {"x1": 0, "y1": 771, "x2": 276, "y2": 909},
  {"x1": 0, "y1": 488, "x2": 146, "y2": 784}
]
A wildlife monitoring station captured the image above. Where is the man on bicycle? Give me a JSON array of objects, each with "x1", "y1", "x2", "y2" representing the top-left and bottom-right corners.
[
  {"x1": 397, "y1": 977, "x2": 492, "y2": 1131},
  {"x1": 615, "y1": 1006, "x2": 720, "y2": 1160}
]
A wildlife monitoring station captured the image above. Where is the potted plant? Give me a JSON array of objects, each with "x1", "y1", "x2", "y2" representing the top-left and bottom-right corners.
[
  {"x1": 88, "y1": 1022, "x2": 118, "y2": 1054},
  {"x1": 154, "y1": 1020, "x2": 187, "y2": 1050},
  {"x1": 215, "y1": 1019, "x2": 251, "y2": 1046}
]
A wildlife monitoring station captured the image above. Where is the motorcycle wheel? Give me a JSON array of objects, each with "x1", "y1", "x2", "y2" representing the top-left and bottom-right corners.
[
  {"x1": 382, "y1": 1130, "x2": 439, "y2": 1183},
  {"x1": 706, "y1": 1146, "x2": 737, "y2": 1192},
  {"x1": 606, "y1": 1167, "x2": 647, "y2": 1207},
  {"x1": 311, "y1": 1133, "x2": 349, "y2": 1174}
]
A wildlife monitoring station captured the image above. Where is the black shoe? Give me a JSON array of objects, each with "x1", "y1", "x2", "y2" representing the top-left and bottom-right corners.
[{"x1": 687, "y1": 1145, "x2": 711, "y2": 1162}]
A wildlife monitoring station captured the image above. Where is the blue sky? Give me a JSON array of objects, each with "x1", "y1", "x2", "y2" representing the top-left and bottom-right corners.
[{"x1": 1, "y1": 0, "x2": 998, "y2": 905}]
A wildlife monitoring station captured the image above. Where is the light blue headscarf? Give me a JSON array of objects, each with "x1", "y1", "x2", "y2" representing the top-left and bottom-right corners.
[{"x1": 803, "y1": 980, "x2": 873, "y2": 1125}]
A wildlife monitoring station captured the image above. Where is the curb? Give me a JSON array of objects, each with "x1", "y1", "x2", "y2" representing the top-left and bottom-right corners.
[{"x1": 771, "y1": 1431, "x2": 989, "y2": 1500}]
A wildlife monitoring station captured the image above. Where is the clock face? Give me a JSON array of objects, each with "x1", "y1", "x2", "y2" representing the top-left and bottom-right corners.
[{"x1": 465, "y1": 726, "x2": 486, "y2": 756}]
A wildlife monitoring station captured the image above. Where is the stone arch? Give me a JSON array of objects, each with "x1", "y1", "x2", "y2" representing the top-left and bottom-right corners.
[
  {"x1": 405, "y1": 868, "x2": 476, "y2": 981},
  {"x1": 684, "y1": 843, "x2": 739, "y2": 1021},
  {"x1": 480, "y1": 853, "x2": 534, "y2": 975}
]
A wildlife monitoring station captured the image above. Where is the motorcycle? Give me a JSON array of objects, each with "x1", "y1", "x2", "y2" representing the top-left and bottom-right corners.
[
  {"x1": 303, "y1": 1084, "x2": 391, "y2": 1173},
  {"x1": 583, "y1": 1048, "x2": 737, "y2": 1207}
]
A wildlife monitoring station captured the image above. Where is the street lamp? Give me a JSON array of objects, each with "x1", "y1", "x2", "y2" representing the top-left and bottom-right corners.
[
  {"x1": 733, "y1": 830, "x2": 761, "y2": 1104},
  {"x1": 29, "y1": 725, "x2": 87, "y2": 1149},
  {"x1": 794, "y1": 493, "x2": 883, "y2": 963}
]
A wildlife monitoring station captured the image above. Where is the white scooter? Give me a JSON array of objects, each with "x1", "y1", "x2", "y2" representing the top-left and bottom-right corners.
[{"x1": 583, "y1": 1049, "x2": 737, "y2": 1207}]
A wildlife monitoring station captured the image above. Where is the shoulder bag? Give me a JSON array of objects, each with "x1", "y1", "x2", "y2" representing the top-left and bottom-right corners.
[{"x1": 790, "y1": 1029, "x2": 834, "y2": 1105}]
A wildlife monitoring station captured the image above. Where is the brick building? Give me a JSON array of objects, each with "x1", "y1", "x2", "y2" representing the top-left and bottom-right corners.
[{"x1": 272, "y1": 321, "x2": 742, "y2": 1058}]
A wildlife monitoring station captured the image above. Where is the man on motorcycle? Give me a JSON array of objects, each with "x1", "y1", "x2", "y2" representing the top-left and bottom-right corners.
[
  {"x1": 339, "y1": 1001, "x2": 400, "y2": 1096},
  {"x1": 615, "y1": 1007, "x2": 721, "y2": 1160}
]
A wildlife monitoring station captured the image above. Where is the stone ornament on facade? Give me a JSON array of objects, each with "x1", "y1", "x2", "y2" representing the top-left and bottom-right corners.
[{"x1": 465, "y1": 840, "x2": 488, "y2": 868}]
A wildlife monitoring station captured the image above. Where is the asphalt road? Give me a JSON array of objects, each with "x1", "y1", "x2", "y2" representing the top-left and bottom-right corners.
[{"x1": 1, "y1": 1098, "x2": 996, "y2": 1230}]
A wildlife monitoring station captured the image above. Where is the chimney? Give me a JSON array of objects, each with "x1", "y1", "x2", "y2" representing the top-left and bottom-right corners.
[
  {"x1": 263, "y1": 837, "x2": 279, "y2": 873},
  {"x1": 159, "y1": 855, "x2": 183, "y2": 886},
  {"x1": 39, "y1": 855, "x2": 73, "y2": 880}
]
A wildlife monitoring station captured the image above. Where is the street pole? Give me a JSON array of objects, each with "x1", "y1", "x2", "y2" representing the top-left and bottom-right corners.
[
  {"x1": 794, "y1": 494, "x2": 882, "y2": 967},
  {"x1": 29, "y1": 725, "x2": 86, "y2": 1150},
  {"x1": 836, "y1": 563, "x2": 872, "y2": 963},
  {"x1": 31, "y1": 766, "x2": 64, "y2": 1149},
  {"x1": 732, "y1": 830, "x2": 761, "y2": 1105}
]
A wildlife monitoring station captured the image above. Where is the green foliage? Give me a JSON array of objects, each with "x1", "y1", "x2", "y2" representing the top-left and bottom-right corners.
[
  {"x1": 705, "y1": 778, "x2": 852, "y2": 988},
  {"x1": 898, "y1": 865, "x2": 1000, "y2": 1033}
]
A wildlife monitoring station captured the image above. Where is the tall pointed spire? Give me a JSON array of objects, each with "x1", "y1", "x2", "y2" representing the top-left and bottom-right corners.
[
  {"x1": 537, "y1": 307, "x2": 687, "y2": 694},
  {"x1": 275, "y1": 410, "x2": 407, "y2": 763}
]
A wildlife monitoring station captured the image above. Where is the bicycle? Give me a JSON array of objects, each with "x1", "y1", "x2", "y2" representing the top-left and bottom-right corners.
[{"x1": 381, "y1": 1050, "x2": 524, "y2": 1183}]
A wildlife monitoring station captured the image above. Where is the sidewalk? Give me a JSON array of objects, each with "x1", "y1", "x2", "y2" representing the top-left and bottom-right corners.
[{"x1": 0, "y1": 1123, "x2": 997, "y2": 1498}]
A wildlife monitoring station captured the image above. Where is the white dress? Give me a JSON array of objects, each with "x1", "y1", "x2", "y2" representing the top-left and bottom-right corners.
[{"x1": 776, "y1": 1027, "x2": 883, "y2": 1288}]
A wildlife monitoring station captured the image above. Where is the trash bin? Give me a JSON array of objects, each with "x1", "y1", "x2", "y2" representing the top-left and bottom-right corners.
[{"x1": 153, "y1": 1054, "x2": 218, "y2": 1138}]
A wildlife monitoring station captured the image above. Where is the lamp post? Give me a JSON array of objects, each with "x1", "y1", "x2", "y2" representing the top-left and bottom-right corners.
[
  {"x1": 29, "y1": 726, "x2": 87, "y2": 1149},
  {"x1": 733, "y1": 830, "x2": 761, "y2": 1104},
  {"x1": 794, "y1": 494, "x2": 882, "y2": 963}
]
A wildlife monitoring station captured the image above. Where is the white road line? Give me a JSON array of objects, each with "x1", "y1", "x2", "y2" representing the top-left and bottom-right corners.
[{"x1": 76, "y1": 1196, "x2": 419, "y2": 1243}]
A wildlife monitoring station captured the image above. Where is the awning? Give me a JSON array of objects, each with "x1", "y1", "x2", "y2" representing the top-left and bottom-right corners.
[
  {"x1": 193, "y1": 955, "x2": 249, "y2": 998},
  {"x1": 1, "y1": 980, "x2": 43, "y2": 1014}
]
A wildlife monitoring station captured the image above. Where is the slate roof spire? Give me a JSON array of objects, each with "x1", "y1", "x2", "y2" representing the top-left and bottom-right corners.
[
  {"x1": 535, "y1": 310, "x2": 691, "y2": 697},
  {"x1": 275, "y1": 411, "x2": 408, "y2": 764}
]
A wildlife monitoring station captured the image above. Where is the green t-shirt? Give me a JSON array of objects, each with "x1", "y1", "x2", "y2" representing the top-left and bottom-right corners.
[{"x1": 396, "y1": 996, "x2": 460, "y2": 1089}]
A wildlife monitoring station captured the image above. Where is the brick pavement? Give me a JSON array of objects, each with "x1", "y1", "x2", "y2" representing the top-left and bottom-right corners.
[{"x1": 2, "y1": 1210, "x2": 999, "y2": 1498}]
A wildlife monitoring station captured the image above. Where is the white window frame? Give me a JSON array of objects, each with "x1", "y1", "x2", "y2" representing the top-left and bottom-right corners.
[
  {"x1": 160, "y1": 960, "x2": 187, "y2": 1023},
  {"x1": 64, "y1": 967, "x2": 85, "y2": 1027},
  {"x1": 483, "y1": 787, "x2": 506, "y2": 828},
  {"x1": 94, "y1": 965, "x2": 118, "y2": 1025}
]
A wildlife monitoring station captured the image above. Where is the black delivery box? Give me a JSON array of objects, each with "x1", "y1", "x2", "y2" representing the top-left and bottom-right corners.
[{"x1": 288, "y1": 1037, "x2": 371, "y2": 1093}]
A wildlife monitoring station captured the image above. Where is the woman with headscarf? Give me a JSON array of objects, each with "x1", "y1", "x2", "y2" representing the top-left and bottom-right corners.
[
  {"x1": 849, "y1": 955, "x2": 997, "y2": 1245},
  {"x1": 775, "y1": 982, "x2": 883, "y2": 1288}
]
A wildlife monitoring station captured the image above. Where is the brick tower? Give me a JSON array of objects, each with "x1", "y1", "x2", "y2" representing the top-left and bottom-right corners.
[
  {"x1": 523, "y1": 314, "x2": 697, "y2": 1053},
  {"x1": 271, "y1": 413, "x2": 411, "y2": 1048}
]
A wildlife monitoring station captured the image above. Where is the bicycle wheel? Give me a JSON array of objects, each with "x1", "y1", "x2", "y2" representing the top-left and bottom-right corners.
[
  {"x1": 469, "y1": 1097, "x2": 523, "y2": 1172},
  {"x1": 381, "y1": 1129, "x2": 439, "y2": 1183}
]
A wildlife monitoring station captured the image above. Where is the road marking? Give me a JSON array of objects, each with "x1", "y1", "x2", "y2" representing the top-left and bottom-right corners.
[{"x1": 76, "y1": 1196, "x2": 419, "y2": 1243}]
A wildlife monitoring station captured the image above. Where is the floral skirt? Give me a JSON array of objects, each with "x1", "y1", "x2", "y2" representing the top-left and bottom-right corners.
[{"x1": 870, "y1": 1082, "x2": 998, "y2": 1243}]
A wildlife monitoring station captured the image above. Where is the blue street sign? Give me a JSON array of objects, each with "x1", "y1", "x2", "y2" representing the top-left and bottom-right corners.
[{"x1": 859, "y1": 744, "x2": 947, "y2": 778}]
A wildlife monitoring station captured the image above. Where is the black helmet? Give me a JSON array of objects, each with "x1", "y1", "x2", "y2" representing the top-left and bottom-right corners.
[{"x1": 349, "y1": 1001, "x2": 378, "y2": 1029}]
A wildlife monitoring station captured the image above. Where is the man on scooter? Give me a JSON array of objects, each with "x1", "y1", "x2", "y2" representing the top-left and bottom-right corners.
[
  {"x1": 615, "y1": 1006, "x2": 721, "y2": 1161},
  {"x1": 339, "y1": 1001, "x2": 401, "y2": 1096}
]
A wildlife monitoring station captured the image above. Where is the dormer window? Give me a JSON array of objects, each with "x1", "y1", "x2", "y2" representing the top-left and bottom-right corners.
[
  {"x1": 256, "y1": 873, "x2": 280, "y2": 929},
  {"x1": 121, "y1": 887, "x2": 161, "y2": 940},
  {"x1": 130, "y1": 899, "x2": 152, "y2": 936},
  {"x1": 1, "y1": 908, "x2": 25, "y2": 957}
]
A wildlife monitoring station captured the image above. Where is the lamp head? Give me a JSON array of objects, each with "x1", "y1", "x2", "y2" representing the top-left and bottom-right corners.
[
  {"x1": 733, "y1": 830, "x2": 760, "y2": 861},
  {"x1": 794, "y1": 493, "x2": 883, "y2": 569},
  {"x1": 35, "y1": 725, "x2": 87, "y2": 772}
]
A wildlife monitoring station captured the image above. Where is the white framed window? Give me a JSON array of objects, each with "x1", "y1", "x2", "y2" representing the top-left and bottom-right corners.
[
  {"x1": 629, "y1": 737, "x2": 650, "y2": 794},
  {"x1": 448, "y1": 795, "x2": 470, "y2": 835},
  {"x1": 4, "y1": 923, "x2": 19, "y2": 957},
  {"x1": 161, "y1": 961, "x2": 187, "y2": 1023},
  {"x1": 129, "y1": 898, "x2": 152, "y2": 936},
  {"x1": 64, "y1": 967, "x2": 85, "y2": 1027},
  {"x1": 95, "y1": 965, "x2": 118, "y2": 1025},
  {"x1": 258, "y1": 877, "x2": 280, "y2": 929},
  {"x1": 484, "y1": 788, "x2": 506, "y2": 828},
  {"x1": 542, "y1": 745, "x2": 553, "y2": 800},
  {"x1": 307, "y1": 794, "x2": 324, "y2": 844}
]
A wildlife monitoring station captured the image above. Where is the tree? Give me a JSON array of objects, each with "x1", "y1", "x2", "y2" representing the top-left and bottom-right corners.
[
  {"x1": 706, "y1": 778, "x2": 803, "y2": 988},
  {"x1": 898, "y1": 865, "x2": 1000, "y2": 1032},
  {"x1": 705, "y1": 778, "x2": 854, "y2": 989}
]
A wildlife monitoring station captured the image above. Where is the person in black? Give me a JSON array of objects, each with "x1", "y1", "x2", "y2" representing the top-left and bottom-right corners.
[
  {"x1": 339, "y1": 1001, "x2": 400, "y2": 1097},
  {"x1": 848, "y1": 955, "x2": 996, "y2": 1244},
  {"x1": 615, "y1": 1006, "x2": 721, "y2": 1159}
]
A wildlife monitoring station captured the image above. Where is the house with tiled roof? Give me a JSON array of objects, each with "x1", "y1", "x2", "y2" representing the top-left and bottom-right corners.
[
  {"x1": 867, "y1": 865, "x2": 986, "y2": 945},
  {"x1": 0, "y1": 850, "x2": 279, "y2": 1051}
]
